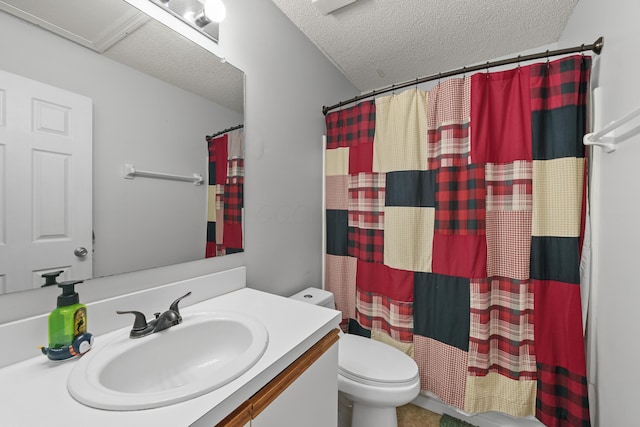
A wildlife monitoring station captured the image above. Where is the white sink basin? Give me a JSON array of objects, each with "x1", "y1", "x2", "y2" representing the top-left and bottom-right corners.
[{"x1": 67, "y1": 311, "x2": 269, "y2": 410}]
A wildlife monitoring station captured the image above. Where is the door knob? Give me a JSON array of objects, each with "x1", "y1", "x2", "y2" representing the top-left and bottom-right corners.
[{"x1": 74, "y1": 247, "x2": 88, "y2": 258}]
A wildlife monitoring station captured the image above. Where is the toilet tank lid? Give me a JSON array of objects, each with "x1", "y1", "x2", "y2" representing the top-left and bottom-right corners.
[{"x1": 289, "y1": 287, "x2": 334, "y2": 307}]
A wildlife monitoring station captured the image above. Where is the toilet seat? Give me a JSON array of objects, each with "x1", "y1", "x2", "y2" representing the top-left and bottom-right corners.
[{"x1": 338, "y1": 334, "x2": 419, "y2": 387}]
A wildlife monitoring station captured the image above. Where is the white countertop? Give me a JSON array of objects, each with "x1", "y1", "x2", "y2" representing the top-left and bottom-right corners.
[{"x1": 0, "y1": 288, "x2": 341, "y2": 427}]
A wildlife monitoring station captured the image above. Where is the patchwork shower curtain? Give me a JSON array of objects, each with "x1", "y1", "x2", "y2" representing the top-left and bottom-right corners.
[
  {"x1": 324, "y1": 55, "x2": 591, "y2": 427},
  {"x1": 206, "y1": 129, "x2": 244, "y2": 257}
]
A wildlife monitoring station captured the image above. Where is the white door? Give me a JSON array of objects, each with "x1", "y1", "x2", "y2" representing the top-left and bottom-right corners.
[{"x1": 0, "y1": 69, "x2": 92, "y2": 293}]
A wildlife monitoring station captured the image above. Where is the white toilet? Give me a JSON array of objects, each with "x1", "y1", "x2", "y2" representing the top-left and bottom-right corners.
[{"x1": 290, "y1": 287, "x2": 420, "y2": 427}]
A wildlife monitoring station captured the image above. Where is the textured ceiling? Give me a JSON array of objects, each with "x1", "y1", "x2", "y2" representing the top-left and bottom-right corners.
[
  {"x1": 270, "y1": 0, "x2": 580, "y2": 92},
  {"x1": 0, "y1": 0, "x2": 243, "y2": 113},
  {"x1": 104, "y1": 18, "x2": 244, "y2": 113}
]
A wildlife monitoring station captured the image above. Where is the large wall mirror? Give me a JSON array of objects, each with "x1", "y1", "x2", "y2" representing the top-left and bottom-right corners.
[{"x1": 0, "y1": 0, "x2": 244, "y2": 295}]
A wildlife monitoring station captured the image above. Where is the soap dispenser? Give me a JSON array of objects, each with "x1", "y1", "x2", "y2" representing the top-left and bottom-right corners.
[
  {"x1": 40, "y1": 280, "x2": 93, "y2": 361},
  {"x1": 40, "y1": 270, "x2": 64, "y2": 288}
]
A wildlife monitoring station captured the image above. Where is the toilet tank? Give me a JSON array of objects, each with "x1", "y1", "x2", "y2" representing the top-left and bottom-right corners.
[{"x1": 289, "y1": 287, "x2": 335, "y2": 309}]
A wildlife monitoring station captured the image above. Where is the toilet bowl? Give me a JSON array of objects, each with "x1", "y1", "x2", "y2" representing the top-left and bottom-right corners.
[{"x1": 290, "y1": 288, "x2": 420, "y2": 427}]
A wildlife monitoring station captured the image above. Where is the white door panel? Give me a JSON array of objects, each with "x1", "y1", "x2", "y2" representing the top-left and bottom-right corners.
[{"x1": 0, "y1": 69, "x2": 92, "y2": 293}]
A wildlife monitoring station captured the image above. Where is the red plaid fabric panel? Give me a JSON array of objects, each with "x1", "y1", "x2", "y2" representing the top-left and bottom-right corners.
[
  {"x1": 427, "y1": 77, "x2": 471, "y2": 169},
  {"x1": 529, "y1": 55, "x2": 591, "y2": 112},
  {"x1": 347, "y1": 173, "x2": 385, "y2": 263},
  {"x1": 227, "y1": 157, "x2": 244, "y2": 180},
  {"x1": 470, "y1": 68, "x2": 532, "y2": 164},
  {"x1": 223, "y1": 182, "x2": 243, "y2": 223},
  {"x1": 205, "y1": 241, "x2": 216, "y2": 258},
  {"x1": 435, "y1": 164, "x2": 486, "y2": 235},
  {"x1": 535, "y1": 279, "x2": 590, "y2": 426},
  {"x1": 224, "y1": 158, "x2": 244, "y2": 223},
  {"x1": 348, "y1": 173, "x2": 385, "y2": 229},
  {"x1": 356, "y1": 289, "x2": 413, "y2": 342},
  {"x1": 432, "y1": 234, "x2": 488, "y2": 279},
  {"x1": 325, "y1": 100, "x2": 376, "y2": 149},
  {"x1": 529, "y1": 55, "x2": 591, "y2": 161},
  {"x1": 355, "y1": 260, "x2": 413, "y2": 342},
  {"x1": 214, "y1": 135, "x2": 228, "y2": 184},
  {"x1": 536, "y1": 362, "x2": 590, "y2": 427},
  {"x1": 468, "y1": 277, "x2": 536, "y2": 381},
  {"x1": 348, "y1": 227, "x2": 383, "y2": 263},
  {"x1": 485, "y1": 161, "x2": 532, "y2": 211},
  {"x1": 215, "y1": 184, "x2": 224, "y2": 210}
]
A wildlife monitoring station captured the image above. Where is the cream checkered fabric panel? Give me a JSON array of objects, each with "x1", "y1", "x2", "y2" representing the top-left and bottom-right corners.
[
  {"x1": 326, "y1": 147, "x2": 349, "y2": 176},
  {"x1": 464, "y1": 372, "x2": 536, "y2": 417},
  {"x1": 373, "y1": 89, "x2": 429, "y2": 172},
  {"x1": 372, "y1": 329, "x2": 414, "y2": 358},
  {"x1": 532, "y1": 157, "x2": 584, "y2": 237},
  {"x1": 384, "y1": 206, "x2": 434, "y2": 273}
]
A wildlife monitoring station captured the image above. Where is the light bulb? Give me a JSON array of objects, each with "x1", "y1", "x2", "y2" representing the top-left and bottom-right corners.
[{"x1": 203, "y1": 0, "x2": 226, "y2": 23}]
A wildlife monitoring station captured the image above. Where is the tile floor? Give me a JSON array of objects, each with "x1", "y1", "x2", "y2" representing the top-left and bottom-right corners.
[{"x1": 397, "y1": 403, "x2": 443, "y2": 427}]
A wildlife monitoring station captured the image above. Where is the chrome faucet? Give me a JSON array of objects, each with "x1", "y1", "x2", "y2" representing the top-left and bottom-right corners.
[{"x1": 116, "y1": 292, "x2": 191, "y2": 339}]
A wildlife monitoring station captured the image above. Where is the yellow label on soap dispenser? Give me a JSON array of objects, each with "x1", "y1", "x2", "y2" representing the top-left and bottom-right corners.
[{"x1": 74, "y1": 307, "x2": 87, "y2": 337}]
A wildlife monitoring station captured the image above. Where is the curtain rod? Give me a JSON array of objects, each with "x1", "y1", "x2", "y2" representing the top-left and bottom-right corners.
[
  {"x1": 322, "y1": 36, "x2": 604, "y2": 116},
  {"x1": 207, "y1": 124, "x2": 244, "y2": 140}
]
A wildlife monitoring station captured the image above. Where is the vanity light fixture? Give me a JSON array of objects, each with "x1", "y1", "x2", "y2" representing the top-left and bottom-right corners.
[
  {"x1": 147, "y1": 0, "x2": 225, "y2": 43},
  {"x1": 196, "y1": 0, "x2": 226, "y2": 26}
]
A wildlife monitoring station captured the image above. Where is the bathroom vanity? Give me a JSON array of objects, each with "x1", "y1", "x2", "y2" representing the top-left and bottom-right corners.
[{"x1": 0, "y1": 268, "x2": 341, "y2": 426}]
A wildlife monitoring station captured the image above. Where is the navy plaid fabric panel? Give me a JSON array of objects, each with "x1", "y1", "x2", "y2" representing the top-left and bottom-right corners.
[
  {"x1": 413, "y1": 272, "x2": 470, "y2": 351},
  {"x1": 348, "y1": 318, "x2": 372, "y2": 338},
  {"x1": 435, "y1": 164, "x2": 486, "y2": 235},
  {"x1": 207, "y1": 137, "x2": 217, "y2": 185},
  {"x1": 325, "y1": 100, "x2": 376, "y2": 149},
  {"x1": 385, "y1": 170, "x2": 437, "y2": 207},
  {"x1": 530, "y1": 236, "x2": 580, "y2": 285},
  {"x1": 205, "y1": 221, "x2": 216, "y2": 258},
  {"x1": 326, "y1": 210, "x2": 349, "y2": 256},
  {"x1": 536, "y1": 363, "x2": 590, "y2": 427},
  {"x1": 347, "y1": 227, "x2": 384, "y2": 263},
  {"x1": 530, "y1": 56, "x2": 591, "y2": 160},
  {"x1": 208, "y1": 161, "x2": 216, "y2": 186}
]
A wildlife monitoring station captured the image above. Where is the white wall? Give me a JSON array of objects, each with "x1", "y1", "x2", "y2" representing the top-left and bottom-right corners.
[
  {"x1": 559, "y1": 0, "x2": 640, "y2": 425},
  {"x1": 0, "y1": 11, "x2": 242, "y2": 278},
  {"x1": 220, "y1": 0, "x2": 359, "y2": 296}
]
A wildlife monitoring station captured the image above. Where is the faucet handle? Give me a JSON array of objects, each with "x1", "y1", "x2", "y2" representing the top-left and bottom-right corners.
[
  {"x1": 169, "y1": 291, "x2": 192, "y2": 315},
  {"x1": 116, "y1": 310, "x2": 148, "y2": 331}
]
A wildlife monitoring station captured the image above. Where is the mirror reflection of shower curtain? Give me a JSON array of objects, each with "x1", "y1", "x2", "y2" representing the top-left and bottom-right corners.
[
  {"x1": 206, "y1": 128, "x2": 244, "y2": 257},
  {"x1": 324, "y1": 55, "x2": 592, "y2": 426}
]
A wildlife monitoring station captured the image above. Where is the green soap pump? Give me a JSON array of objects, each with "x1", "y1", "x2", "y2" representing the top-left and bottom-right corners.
[
  {"x1": 39, "y1": 274, "x2": 93, "y2": 361},
  {"x1": 48, "y1": 280, "x2": 87, "y2": 350}
]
